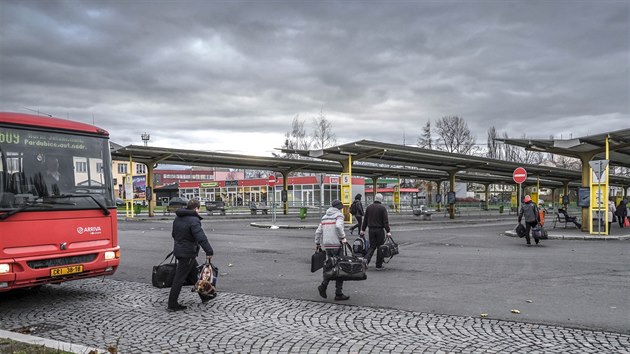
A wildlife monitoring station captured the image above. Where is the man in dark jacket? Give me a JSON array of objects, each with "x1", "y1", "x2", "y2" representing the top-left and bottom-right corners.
[
  {"x1": 349, "y1": 194, "x2": 365, "y2": 235},
  {"x1": 168, "y1": 199, "x2": 214, "y2": 311},
  {"x1": 360, "y1": 193, "x2": 391, "y2": 270},
  {"x1": 518, "y1": 195, "x2": 540, "y2": 246}
]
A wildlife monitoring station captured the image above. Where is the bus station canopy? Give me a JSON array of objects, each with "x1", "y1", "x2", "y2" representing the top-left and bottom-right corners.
[
  {"x1": 112, "y1": 137, "x2": 630, "y2": 190},
  {"x1": 283, "y1": 140, "x2": 630, "y2": 188},
  {"x1": 495, "y1": 128, "x2": 630, "y2": 168}
]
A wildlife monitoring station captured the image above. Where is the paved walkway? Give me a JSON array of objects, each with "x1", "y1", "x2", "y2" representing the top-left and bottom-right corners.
[{"x1": 1, "y1": 279, "x2": 629, "y2": 353}]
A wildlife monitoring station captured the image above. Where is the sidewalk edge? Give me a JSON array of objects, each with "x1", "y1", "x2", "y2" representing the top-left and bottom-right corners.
[{"x1": 0, "y1": 329, "x2": 104, "y2": 354}]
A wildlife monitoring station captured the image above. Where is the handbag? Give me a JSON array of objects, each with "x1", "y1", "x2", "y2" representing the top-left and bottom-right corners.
[
  {"x1": 311, "y1": 249, "x2": 326, "y2": 273},
  {"x1": 194, "y1": 262, "x2": 218, "y2": 298},
  {"x1": 515, "y1": 223, "x2": 526, "y2": 238},
  {"x1": 323, "y1": 244, "x2": 367, "y2": 281},
  {"x1": 625, "y1": 217, "x2": 630, "y2": 228},
  {"x1": 152, "y1": 252, "x2": 177, "y2": 288},
  {"x1": 532, "y1": 225, "x2": 542, "y2": 239},
  {"x1": 378, "y1": 235, "x2": 399, "y2": 263}
]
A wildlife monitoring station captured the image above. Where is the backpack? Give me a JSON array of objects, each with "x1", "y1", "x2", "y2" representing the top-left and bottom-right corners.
[
  {"x1": 350, "y1": 201, "x2": 358, "y2": 215},
  {"x1": 352, "y1": 236, "x2": 367, "y2": 256}
]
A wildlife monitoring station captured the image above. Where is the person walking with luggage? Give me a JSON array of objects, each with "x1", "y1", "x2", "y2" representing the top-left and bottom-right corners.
[
  {"x1": 315, "y1": 199, "x2": 350, "y2": 301},
  {"x1": 349, "y1": 194, "x2": 365, "y2": 235},
  {"x1": 168, "y1": 199, "x2": 215, "y2": 311},
  {"x1": 616, "y1": 199, "x2": 628, "y2": 228},
  {"x1": 607, "y1": 199, "x2": 616, "y2": 233},
  {"x1": 360, "y1": 193, "x2": 391, "y2": 270},
  {"x1": 518, "y1": 195, "x2": 540, "y2": 246}
]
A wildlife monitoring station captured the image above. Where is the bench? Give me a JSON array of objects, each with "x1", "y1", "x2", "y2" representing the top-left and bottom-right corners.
[
  {"x1": 205, "y1": 201, "x2": 226, "y2": 216},
  {"x1": 553, "y1": 209, "x2": 580, "y2": 229},
  {"x1": 250, "y1": 203, "x2": 269, "y2": 215},
  {"x1": 412, "y1": 205, "x2": 434, "y2": 220}
]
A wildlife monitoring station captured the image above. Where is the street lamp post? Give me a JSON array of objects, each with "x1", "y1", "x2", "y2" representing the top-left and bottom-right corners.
[{"x1": 141, "y1": 132, "x2": 151, "y2": 146}]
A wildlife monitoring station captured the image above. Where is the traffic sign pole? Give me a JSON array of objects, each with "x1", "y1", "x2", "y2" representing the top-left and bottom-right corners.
[
  {"x1": 513, "y1": 167, "x2": 528, "y2": 213},
  {"x1": 268, "y1": 176, "x2": 277, "y2": 225}
]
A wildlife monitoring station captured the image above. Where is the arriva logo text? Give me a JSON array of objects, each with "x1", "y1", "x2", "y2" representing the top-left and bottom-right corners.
[{"x1": 77, "y1": 226, "x2": 102, "y2": 235}]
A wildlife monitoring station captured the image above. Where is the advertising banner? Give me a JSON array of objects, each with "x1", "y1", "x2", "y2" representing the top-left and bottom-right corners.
[{"x1": 132, "y1": 175, "x2": 146, "y2": 199}]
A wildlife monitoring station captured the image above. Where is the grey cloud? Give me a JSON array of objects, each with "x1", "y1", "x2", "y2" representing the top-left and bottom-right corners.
[{"x1": 1, "y1": 0, "x2": 627, "y2": 155}]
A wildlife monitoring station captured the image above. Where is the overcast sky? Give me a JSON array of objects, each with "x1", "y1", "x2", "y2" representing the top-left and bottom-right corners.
[{"x1": 1, "y1": 0, "x2": 628, "y2": 156}]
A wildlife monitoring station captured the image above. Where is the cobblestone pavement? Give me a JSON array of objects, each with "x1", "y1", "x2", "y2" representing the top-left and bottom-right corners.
[{"x1": 1, "y1": 279, "x2": 628, "y2": 353}]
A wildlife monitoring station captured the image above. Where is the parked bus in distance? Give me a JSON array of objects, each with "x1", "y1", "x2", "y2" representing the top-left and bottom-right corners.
[{"x1": 0, "y1": 112, "x2": 120, "y2": 291}]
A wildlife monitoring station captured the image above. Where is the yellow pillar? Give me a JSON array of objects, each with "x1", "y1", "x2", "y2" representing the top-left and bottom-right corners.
[
  {"x1": 436, "y1": 181, "x2": 443, "y2": 212},
  {"x1": 340, "y1": 155, "x2": 353, "y2": 222},
  {"x1": 125, "y1": 155, "x2": 134, "y2": 218},
  {"x1": 483, "y1": 183, "x2": 490, "y2": 211},
  {"x1": 147, "y1": 164, "x2": 155, "y2": 217},
  {"x1": 282, "y1": 171, "x2": 289, "y2": 215},
  {"x1": 448, "y1": 171, "x2": 456, "y2": 219},
  {"x1": 579, "y1": 153, "x2": 596, "y2": 232},
  {"x1": 372, "y1": 178, "x2": 378, "y2": 201}
]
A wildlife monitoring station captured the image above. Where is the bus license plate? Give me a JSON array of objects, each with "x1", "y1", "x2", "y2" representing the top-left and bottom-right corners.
[{"x1": 50, "y1": 265, "x2": 84, "y2": 277}]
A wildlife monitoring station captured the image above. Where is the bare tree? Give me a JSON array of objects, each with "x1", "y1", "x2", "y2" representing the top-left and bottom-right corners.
[
  {"x1": 554, "y1": 155, "x2": 581, "y2": 170},
  {"x1": 487, "y1": 126, "x2": 499, "y2": 159},
  {"x1": 501, "y1": 131, "x2": 518, "y2": 162},
  {"x1": 311, "y1": 110, "x2": 336, "y2": 149},
  {"x1": 417, "y1": 120, "x2": 433, "y2": 149},
  {"x1": 245, "y1": 169, "x2": 272, "y2": 179},
  {"x1": 434, "y1": 116, "x2": 476, "y2": 154},
  {"x1": 274, "y1": 115, "x2": 311, "y2": 158}
]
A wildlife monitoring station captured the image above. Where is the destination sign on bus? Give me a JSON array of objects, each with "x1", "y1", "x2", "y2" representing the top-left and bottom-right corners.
[{"x1": 0, "y1": 128, "x2": 88, "y2": 150}]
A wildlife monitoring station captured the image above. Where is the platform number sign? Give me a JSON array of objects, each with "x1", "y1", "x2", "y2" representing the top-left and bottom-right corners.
[{"x1": 341, "y1": 173, "x2": 351, "y2": 186}]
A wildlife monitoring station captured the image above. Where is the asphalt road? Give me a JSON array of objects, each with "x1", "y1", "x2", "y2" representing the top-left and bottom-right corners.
[{"x1": 113, "y1": 214, "x2": 630, "y2": 334}]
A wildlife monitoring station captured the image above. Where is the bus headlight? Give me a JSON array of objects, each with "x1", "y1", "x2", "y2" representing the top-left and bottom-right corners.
[
  {"x1": 104, "y1": 252, "x2": 116, "y2": 260},
  {"x1": 0, "y1": 264, "x2": 10, "y2": 274}
]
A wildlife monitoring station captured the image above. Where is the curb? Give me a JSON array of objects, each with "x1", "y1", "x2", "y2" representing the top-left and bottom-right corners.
[
  {"x1": 0, "y1": 329, "x2": 103, "y2": 354},
  {"x1": 250, "y1": 217, "x2": 518, "y2": 230},
  {"x1": 250, "y1": 222, "x2": 315, "y2": 229},
  {"x1": 503, "y1": 230, "x2": 630, "y2": 240}
]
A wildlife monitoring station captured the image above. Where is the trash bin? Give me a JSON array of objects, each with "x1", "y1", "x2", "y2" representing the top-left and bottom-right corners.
[
  {"x1": 134, "y1": 204, "x2": 142, "y2": 215},
  {"x1": 299, "y1": 207, "x2": 308, "y2": 220},
  {"x1": 499, "y1": 205, "x2": 504, "y2": 214}
]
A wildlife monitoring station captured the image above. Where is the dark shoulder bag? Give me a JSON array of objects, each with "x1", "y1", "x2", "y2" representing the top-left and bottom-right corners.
[
  {"x1": 378, "y1": 235, "x2": 399, "y2": 263},
  {"x1": 323, "y1": 244, "x2": 367, "y2": 281},
  {"x1": 152, "y1": 251, "x2": 177, "y2": 288}
]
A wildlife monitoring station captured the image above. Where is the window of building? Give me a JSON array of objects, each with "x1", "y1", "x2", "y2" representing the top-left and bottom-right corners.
[
  {"x1": 136, "y1": 164, "x2": 146, "y2": 174},
  {"x1": 75, "y1": 161, "x2": 87, "y2": 173},
  {"x1": 117, "y1": 163, "x2": 128, "y2": 174}
]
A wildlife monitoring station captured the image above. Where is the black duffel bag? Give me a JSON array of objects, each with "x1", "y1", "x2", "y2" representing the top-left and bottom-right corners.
[
  {"x1": 310, "y1": 249, "x2": 326, "y2": 273},
  {"x1": 152, "y1": 252, "x2": 199, "y2": 288},
  {"x1": 152, "y1": 252, "x2": 177, "y2": 288},
  {"x1": 323, "y1": 244, "x2": 367, "y2": 281},
  {"x1": 378, "y1": 235, "x2": 399, "y2": 262},
  {"x1": 515, "y1": 223, "x2": 526, "y2": 238}
]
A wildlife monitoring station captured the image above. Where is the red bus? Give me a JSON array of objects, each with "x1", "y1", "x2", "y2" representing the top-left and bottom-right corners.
[{"x1": 0, "y1": 112, "x2": 120, "y2": 291}]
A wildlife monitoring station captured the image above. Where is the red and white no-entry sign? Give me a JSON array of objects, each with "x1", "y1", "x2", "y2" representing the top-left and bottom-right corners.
[
  {"x1": 267, "y1": 175, "x2": 276, "y2": 187},
  {"x1": 513, "y1": 167, "x2": 527, "y2": 184}
]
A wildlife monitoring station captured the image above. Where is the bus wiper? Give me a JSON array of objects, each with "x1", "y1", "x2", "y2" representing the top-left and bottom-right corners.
[
  {"x1": 52, "y1": 194, "x2": 111, "y2": 216},
  {"x1": 0, "y1": 200, "x2": 71, "y2": 221}
]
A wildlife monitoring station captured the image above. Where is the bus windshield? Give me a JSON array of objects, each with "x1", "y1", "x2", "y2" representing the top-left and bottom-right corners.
[{"x1": 0, "y1": 126, "x2": 114, "y2": 212}]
